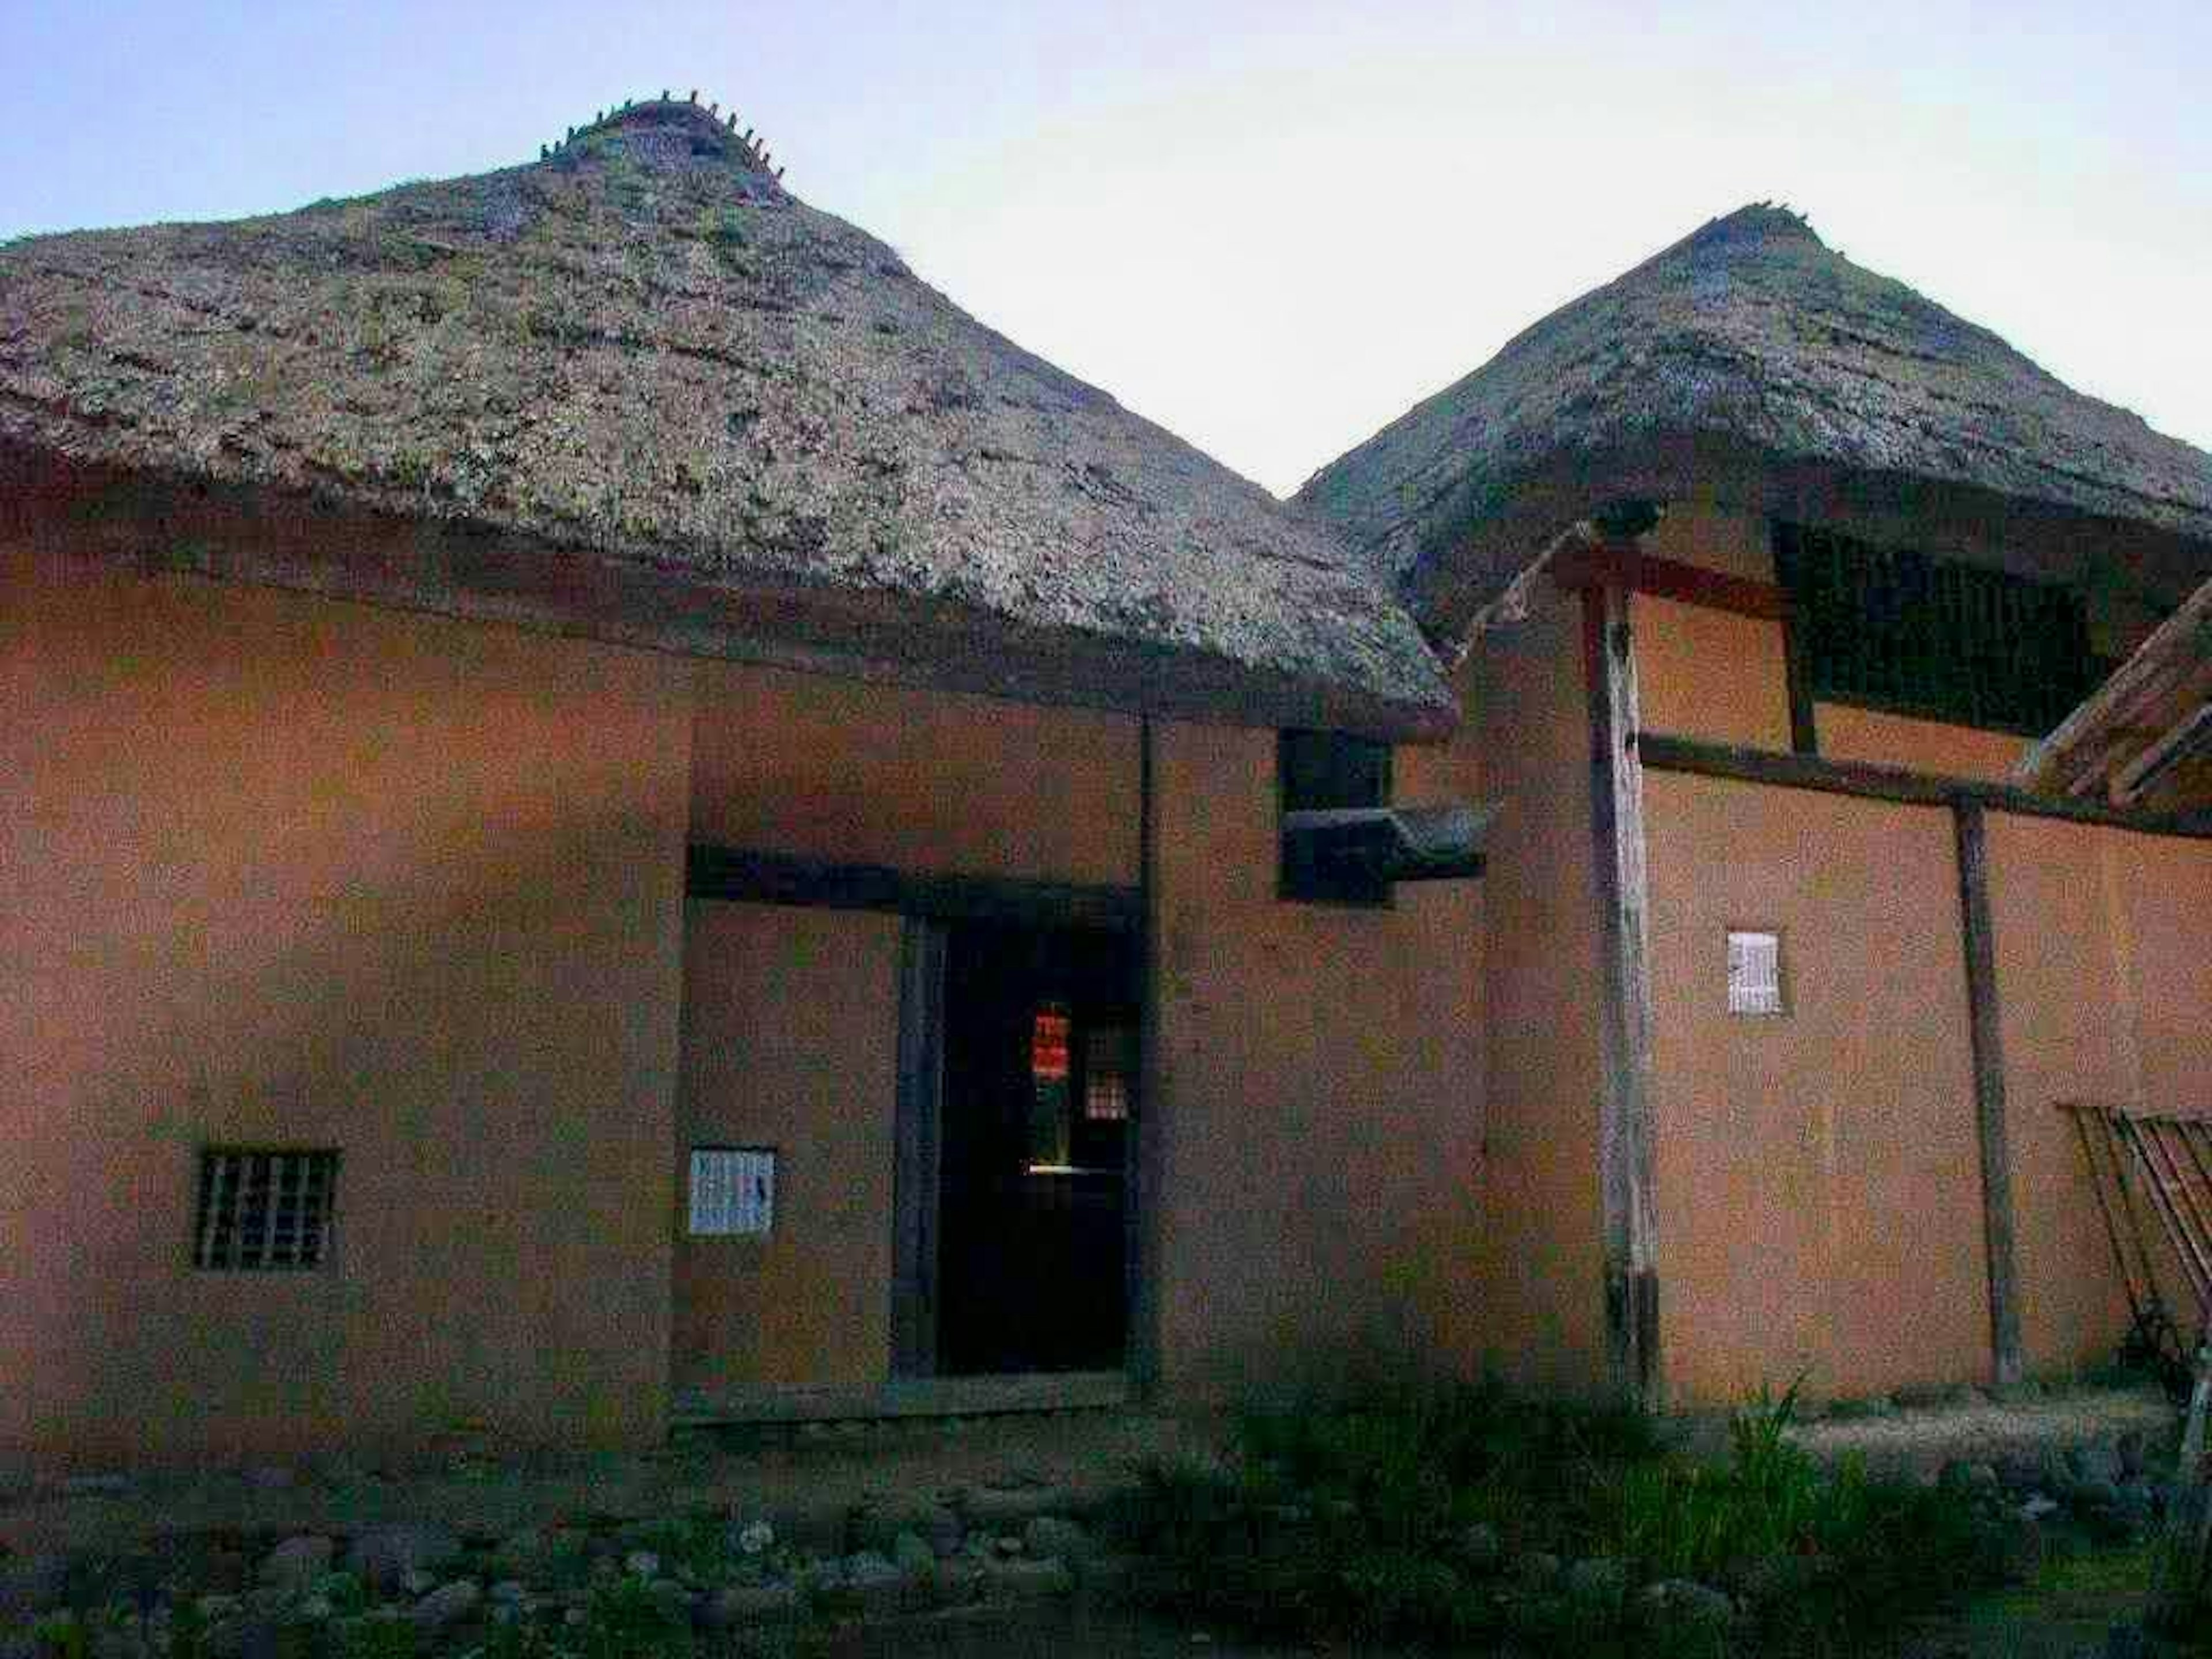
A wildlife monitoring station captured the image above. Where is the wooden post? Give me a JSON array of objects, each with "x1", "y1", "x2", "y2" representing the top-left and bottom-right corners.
[
  {"x1": 889, "y1": 918, "x2": 946, "y2": 1380},
  {"x1": 1127, "y1": 715, "x2": 1165, "y2": 1396},
  {"x1": 1581, "y1": 584, "x2": 1662, "y2": 1409},
  {"x1": 1782, "y1": 600, "x2": 1820, "y2": 756},
  {"x1": 1953, "y1": 801, "x2": 2024, "y2": 1387}
]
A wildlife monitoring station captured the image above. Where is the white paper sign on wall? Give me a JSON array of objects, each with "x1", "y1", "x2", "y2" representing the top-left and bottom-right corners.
[
  {"x1": 1726, "y1": 930, "x2": 1785, "y2": 1017},
  {"x1": 689, "y1": 1147, "x2": 775, "y2": 1236}
]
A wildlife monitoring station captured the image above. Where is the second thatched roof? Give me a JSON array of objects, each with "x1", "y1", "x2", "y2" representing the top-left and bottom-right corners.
[
  {"x1": 0, "y1": 98, "x2": 1452, "y2": 738},
  {"x1": 1296, "y1": 204, "x2": 2212, "y2": 640}
]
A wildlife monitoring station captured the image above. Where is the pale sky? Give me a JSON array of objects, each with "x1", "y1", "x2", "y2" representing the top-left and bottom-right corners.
[{"x1": 6, "y1": 0, "x2": 2207, "y2": 497}]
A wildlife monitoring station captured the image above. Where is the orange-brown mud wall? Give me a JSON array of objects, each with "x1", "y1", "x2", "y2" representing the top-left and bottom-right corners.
[
  {"x1": 0, "y1": 544, "x2": 692, "y2": 1471},
  {"x1": 1147, "y1": 722, "x2": 1484, "y2": 1397},
  {"x1": 1630, "y1": 503, "x2": 2038, "y2": 779},
  {"x1": 673, "y1": 903, "x2": 900, "y2": 1395},
  {"x1": 680, "y1": 665, "x2": 1141, "y2": 1396},
  {"x1": 1616, "y1": 501, "x2": 2209, "y2": 1399},
  {"x1": 1634, "y1": 506, "x2": 1794, "y2": 753},
  {"x1": 1455, "y1": 579, "x2": 1610, "y2": 1396},
  {"x1": 688, "y1": 662, "x2": 1141, "y2": 885},
  {"x1": 1643, "y1": 773, "x2": 1991, "y2": 1404},
  {"x1": 1990, "y1": 818, "x2": 2212, "y2": 1374}
]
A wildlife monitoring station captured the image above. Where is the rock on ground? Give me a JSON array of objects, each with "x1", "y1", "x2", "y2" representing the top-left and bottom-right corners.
[
  {"x1": 257, "y1": 1535, "x2": 334, "y2": 1593},
  {"x1": 408, "y1": 1578, "x2": 482, "y2": 1631},
  {"x1": 344, "y1": 1524, "x2": 464, "y2": 1596}
]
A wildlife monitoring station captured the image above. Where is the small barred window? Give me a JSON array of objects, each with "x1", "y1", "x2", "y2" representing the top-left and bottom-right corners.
[{"x1": 194, "y1": 1149, "x2": 338, "y2": 1271}]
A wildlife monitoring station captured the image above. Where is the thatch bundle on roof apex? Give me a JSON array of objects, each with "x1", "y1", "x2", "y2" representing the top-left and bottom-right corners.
[
  {"x1": 0, "y1": 99, "x2": 1451, "y2": 738},
  {"x1": 1297, "y1": 203, "x2": 2212, "y2": 643}
]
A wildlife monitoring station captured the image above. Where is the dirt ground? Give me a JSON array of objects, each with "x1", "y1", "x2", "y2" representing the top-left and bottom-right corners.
[
  {"x1": 3, "y1": 1386, "x2": 2188, "y2": 1656},
  {"x1": 2, "y1": 1383, "x2": 2178, "y2": 1557},
  {"x1": 0, "y1": 1411, "x2": 1218, "y2": 1558},
  {"x1": 1791, "y1": 1386, "x2": 2179, "y2": 1478}
]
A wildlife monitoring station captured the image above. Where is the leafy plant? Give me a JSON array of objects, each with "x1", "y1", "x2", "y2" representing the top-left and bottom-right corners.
[
  {"x1": 332, "y1": 1611, "x2": 421, "y2": 1659},
  {"x1": 574, "y1": 1577, "x2": 691, "y2": 1659},
  {"x1": 1122, "y1": 1366, "x2": 2002, "y2": 1656}
]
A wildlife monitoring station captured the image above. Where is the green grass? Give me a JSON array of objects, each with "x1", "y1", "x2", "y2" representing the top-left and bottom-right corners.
[{"x1": 1120, "y1": 1370, "x2": 2008, "y2": 1657}]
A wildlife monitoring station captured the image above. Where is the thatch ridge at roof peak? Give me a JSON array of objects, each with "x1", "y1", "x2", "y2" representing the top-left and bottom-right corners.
[
  {"x1": 1296, "y1": 199, "x2": 2212, "y2": 638},
  {"x1": 0, "y1": 100, "x2": 1453, "y2": 737}
]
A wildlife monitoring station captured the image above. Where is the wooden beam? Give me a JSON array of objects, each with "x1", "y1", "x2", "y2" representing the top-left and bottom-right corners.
[
  {"x1": 2015, "y1": 574, "x2": 2212, "y2": 793},
  {"x1": 1128, "y1": 716, "x2": 1165, "y2": 1397},
  {"x1": 673, "y1": 1370, "x2": 1132, "y2": 1426},
  {"x1": 2112, "y1": 702, "x2": 2212, "y2": 806},
  {"x1": 1953, "y1": 802, "x2": 2024, "y2": 1387},
  {"x1": 889, "y1": 918, "x2": 946, "y2": 1380},
  {"x1": 1580, "y1": 585, "x2": 1663, "y2": 1410},
  {"x1": 1636, "y1": 733, "x2": 2212, "y2": 839},
  {"x1": 687, "y1": 846, "x2": 1143, "y2": 930},
  {"x1": 1553, "y1": 543, "x2": 1787, "y2": 621}
]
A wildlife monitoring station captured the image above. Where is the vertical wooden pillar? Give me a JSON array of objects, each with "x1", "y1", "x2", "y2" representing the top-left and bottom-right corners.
[
  {"x1": 1126, "y1": 715, "x2": 1166, "y2": 1396},
  {"x1": 1581, "y1": 584, "x2": 1662, "y2": 1409},
  {"x1": 889, "y1": 916, "x2": 946, "y2": 1380},
  {"x1": 1953, "y1": 800, "x2": 2024, "y2": 1386},
  {"x1": 1782, "y1": 602, "x2": 1820, "y2": 756}
]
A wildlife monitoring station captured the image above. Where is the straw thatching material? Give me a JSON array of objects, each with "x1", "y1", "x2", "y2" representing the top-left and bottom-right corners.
[
  {"x1": 1296, "y1": 204, "x2": 2212, "y2": 642},
  {"x1": 0, "y1": 100, "x2": 1450, "y2": 737}
]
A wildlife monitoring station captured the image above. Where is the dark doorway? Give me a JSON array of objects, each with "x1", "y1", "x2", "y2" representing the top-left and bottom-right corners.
[{"x1": 937, "y1": 922, "x2": 1138, "y2": 1375}]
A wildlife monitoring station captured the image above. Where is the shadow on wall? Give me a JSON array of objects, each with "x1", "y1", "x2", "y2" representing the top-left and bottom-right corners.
[{"x1": 0, "y1": 559, "x2": 690, "y2": 1471}]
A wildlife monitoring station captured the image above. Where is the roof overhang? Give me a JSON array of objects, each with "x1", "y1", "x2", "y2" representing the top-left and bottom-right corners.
[
  {"x1": 1, "y1": 448, "x2": 1458, "y2": 744},
  {"x1": 1408, "y1": 429, "x2": 2212, "y2": 649}
]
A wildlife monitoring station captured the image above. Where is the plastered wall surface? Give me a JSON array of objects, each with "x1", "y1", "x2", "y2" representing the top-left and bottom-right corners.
[
  {"x1": 689, "y1": 660, "x2": 1141, "y2": 886},
  {"x1": 1984, "y1": 816, "x2": 2137, "y2": 1373},
  {"x1": 1147, "y1": 721, "x2": 1485, "y2": 1397},
  {"x1": 2104, "y1": 830, "x2": 2212, "y2": 1120},
  {"x1": 1633, "y1": 506, "x2": 1795, "y2": 751},
  {"x1": 1644, "y1": 771, "x2": 1991, "y2": 1404},
  {"x1": 673, "y1": 902, "x2": 900, "y2": 1393},
  {"x1": 1816, "y1": 705, "x2": 2029, "y2": 781},
  {"x1": 1, "y1": 544, "x2": 691, "y2": 1468},
  {"x1": 1457, "y1": 584, "x2": 1609, "y2": 1395},
  {"x1": 1637, "y1": 596, "x2": 1793, "y2": 751}
]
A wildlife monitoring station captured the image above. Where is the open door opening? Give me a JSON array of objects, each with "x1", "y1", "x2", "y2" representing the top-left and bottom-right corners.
[{"x1": 933, "y1": 921, "x2": 1138, "y2": 1376}]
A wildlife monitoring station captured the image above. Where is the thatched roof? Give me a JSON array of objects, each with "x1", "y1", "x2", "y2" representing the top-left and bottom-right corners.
[
  {"x1": 2014, "y1": 574, "x2": 2212, "y2": 812},
  {"x1": 1296, "y1": 204, "x2": 2212, "y2": 641},
  {"x1": 0, "y1": 98, "x2": 1451, "y2": 739}
]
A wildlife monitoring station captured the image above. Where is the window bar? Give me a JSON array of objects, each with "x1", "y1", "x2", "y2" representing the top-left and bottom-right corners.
[
  {"x1": 306, "y1": 1160, "x2": 328, "y2": 1265},
  {"x1": 198, "y1": 1152, "x2": 232, "y2": 1269},
  {"x1": 263, "y1": 1154, "x2": 286, "y2": 1267}
]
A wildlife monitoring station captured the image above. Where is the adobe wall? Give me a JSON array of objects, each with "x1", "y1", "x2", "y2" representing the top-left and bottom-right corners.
[
  {"x1": 1147, "y1": 721, "x2": 1486, "y2": 1396},
  {"x1": 673, "y1": 903, "x2": 902, "y2": 1394},
  {"x1": 688, "y1": 662, "x2": 1141, "y2": 886},
  {"x1": 1634, "y1": 505, "x2": 1795, "y2": 753},
  {"x1": 1816, "y1": 707, "x2": 2027, "y2": 780},
  {"x1": 1454, "y1": 579, "x2": 1611, "y2": 1396},
  {"x1": 0, "y1": 543, "x2": 692, "y2": 1469},
  {"x1": 1642, "y1": 774, "x2": 1990, "y2": 1403},
  {"x1": 1631, "y1": 498, "x2": 2212, "y2": 1400},
  {"x1": 1985, "y1": 816, "x2": 2137, "y2": 1374}
]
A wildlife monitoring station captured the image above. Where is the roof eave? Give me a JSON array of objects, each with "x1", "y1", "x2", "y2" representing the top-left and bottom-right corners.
[
  {"x1": 2, "y1": 449, "x2": 1457, "y2": 744},
  {"x1": 1401, "y1": 429, "x2": 2212, "y2": 645}
]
